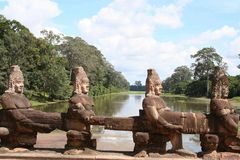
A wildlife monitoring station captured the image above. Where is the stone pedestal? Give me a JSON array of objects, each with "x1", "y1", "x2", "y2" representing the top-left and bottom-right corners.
[
  {"x1": 65, "y1": 130, "x2": 95, "y2": 149},
  {"x1": 65, "y1": 118, "x2": 95, "y2": 149},
  {"x1": 148, "y1": 133, "x2": 168, "y2": 154},
  {"x1": 133, "y1": 132, "x2": 149, "y2": 152},
  {"x1": 200, "y1": 134, "x2": 219, "y2": 152},
  {"x1": 1, "y1": 132, "x2": 37, "y2": 148},
  {"x1": 133, "y1": 132, "x2": 168, "y2": 154}
]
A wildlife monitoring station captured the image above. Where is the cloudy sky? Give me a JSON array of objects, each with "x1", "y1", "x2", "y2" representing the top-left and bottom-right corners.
[{"x1": 0, "y1": 0, "x2": 240, "y2": 84}]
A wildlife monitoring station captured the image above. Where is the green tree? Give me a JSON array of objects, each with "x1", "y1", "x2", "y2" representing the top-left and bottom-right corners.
[
  {"x1": 162, "y1": 65, "x2": 192, "y2": 93},
  {"x1": 162, "y1": 77, "x2": 173, "y2": 92},
  {"x1": 0, "y1": 15, "x2": 71, "y2": 99},
  {"x1": 171, "y1": 66, "x2": 192, "y2": 83},
  {"x1": 191, "y1": 47, "x2": 226, "y2": 96},
  {"x1": 0, "y1": 15, "x2": 39, "y2": 93},
  {"x1": 228, "y1": 76, "x2": 240, "y2": 98},
  {"x1": 59, "y1": 36, "x2": 129, "y2": 96},
  {"x1": 185, "y1": 80, "x2": 211, "y2": 97},
  {"x1": 134, "y1": 81, "x2": 142, "y2": 87},
  {"x1": 0, "y1": 15, "x2": 129, "y2": 99}
]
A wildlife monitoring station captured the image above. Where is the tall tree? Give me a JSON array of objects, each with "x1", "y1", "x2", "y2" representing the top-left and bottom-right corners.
[
  {"x1": 191, "y1": 47, "x2": 226, "y2": 96},
  {"x1": 134, "y1": 81, "x2": 142, "y2": 87},
  {"x1": 0, "y1": 15, "x2": 71, "y2": 99},
  {"x1": 59, "y1": 36, "x2": 129, "y2": 95},
  {"x1": 171, "y1": 66, "x2": 192, "y2": 83},
  {"x1": 162, "y1": 66, "x2": 192, "y2": 94}
]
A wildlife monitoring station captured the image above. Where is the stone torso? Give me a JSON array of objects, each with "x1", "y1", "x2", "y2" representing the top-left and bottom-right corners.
[
  {"x1": 1, "y1": 92, "x2": 31, "y2": 109},
  {"x1": 210, "y1": 98, "x2": 234, "y2": 116},
  {"x1": 143, "y1": 96, "x2": 168, "y2": 113},
  {"x1": 69, "y1": 94, "x2": 94, "y2": 110}
]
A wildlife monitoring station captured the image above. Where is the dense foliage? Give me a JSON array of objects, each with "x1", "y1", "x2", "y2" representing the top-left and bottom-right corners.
[
  {"x1": 228, "y1": 76, "x2": 240, "y2": 98},
  {"x1": 130, "y1": 81, "x2": 145, "y2": 91},
  {"x1": 162, "y1": 66, "x2": 192, "y2": 94},
  {"x1": 191, "y1": 47, "x2": 225, "y2": 80},
  {"x1": 190, "y1": 47, "x2": 227, "y2": 97},
  {"x1": 185, "y1": 80, "x2": 211, "y2": 97},
  {"x1": 0, "y1": 15, "x2": 129, "y2": 100},
  {"x1": 163, "y1": 48, "x2": 240, "y2": 98},
  {"x1": 58, "y1": 36, "x2": 129, "y2": 96}
]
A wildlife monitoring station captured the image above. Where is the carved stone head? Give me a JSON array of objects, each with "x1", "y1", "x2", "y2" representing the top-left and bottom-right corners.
[
  {"x1": 6, "y1": 65, "x2": 24, "y2": 94},
  {"x1": 211, "y1": 66, "x2": 229, "y2": 99},
  {"x1": 145, "y1": 69, "x2": 162, "y2": 97},
  {"x1": 71, "y1": 67, "x2": 89, "y2": 95}
]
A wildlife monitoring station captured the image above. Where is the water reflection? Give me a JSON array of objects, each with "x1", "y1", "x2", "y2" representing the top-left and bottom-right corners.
[
  {"x1": 93, "y1": 94, "x2": 129, "y2": 116},
  {"x1": 92, "y1": 94, "x2": 209, "y2": 152},
  {"x1": 162, "y1": 96, "x2": 210, "y2": 113},
  {"x1": 34, "y1": 94, "x2": 212, "y2": 152},
  {"x1": 32, "y1": 102, "x2": 69, "y2": 112}
]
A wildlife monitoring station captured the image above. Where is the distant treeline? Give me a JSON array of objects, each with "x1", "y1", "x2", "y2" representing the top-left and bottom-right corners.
[
  {"x1": 162, "y1": 48, "x2": 240, "y2": 98},
  {"x1": 130, "y1": 81, "x2": 145, "y2": 91},
  {"x1": 0, "y1": 15, "x2": 129, "y2": 100},
  {"x1": 130, "y1": 85, "x2": 145, "y2": 91}
]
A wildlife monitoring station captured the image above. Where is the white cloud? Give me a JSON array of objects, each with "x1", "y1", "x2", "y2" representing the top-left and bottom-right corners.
[
  {"x1": 78, "y1": 0, "x2": 191, "y2": 84},
  {"x1": 187, "y1": 25, "x2": 238, "y2": 45},
  {"x1": 230, "y1": 36, "x2": 240, "y2": 53},
  {"x1": 154, "y1": 0, "x2": 191, "y2": 28},
  {"x1": 186, "y1": 26, "x2": 240, "y2": 77},
  {"x1": 0, "y1": 0, "x2": 61, "y2": 36}
]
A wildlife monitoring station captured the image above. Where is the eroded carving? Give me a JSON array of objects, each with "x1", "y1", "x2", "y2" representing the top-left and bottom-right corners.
[
  {"x1": 206, "y1": 67, "x2": 240, "y2": 153},
  {"x1": 0, "y1": 65, "x2": 63, "y2": 148},
  {"x1": 133, "y1": 69, "x2": 184, "y2": 155},
  {"x1": 65, "y1": 67, "x2": 95, "y2": 149}
]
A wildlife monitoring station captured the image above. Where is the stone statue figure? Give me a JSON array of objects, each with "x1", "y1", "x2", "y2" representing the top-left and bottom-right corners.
[
  {"x1": 1, "y1": 65, "x2": 31, "y2": 109},
  {"x1": 143, "y1": 69, "x2": 183, "y2": 131},
  {"x1": 210, "y1": 66, "x2": 238, "y2": 135},
  {"x1": 142, "y1": 69, "x2": 183, "y2": 151},
  {"x1": 0, "y1": 65, "x2": 61, "y2": 148},
  {"x1": 68, "y1": 66, "x2": 95, "y2": 122},
  {"x1": 65, "y1": 67, "x2": 95, "y2": 149},
  {"x1": 200, "y1": 66, "x2": 240, "y2": 153}
]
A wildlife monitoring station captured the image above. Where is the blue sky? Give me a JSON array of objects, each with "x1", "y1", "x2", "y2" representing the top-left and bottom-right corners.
[{"x1": 0, "y1": 0, "x2": 240, "y2": 84}]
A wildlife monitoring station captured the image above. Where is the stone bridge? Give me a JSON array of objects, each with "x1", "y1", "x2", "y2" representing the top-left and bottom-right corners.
[{"x1": 0, "y1": 65, "x2": 239, "y2": 158}]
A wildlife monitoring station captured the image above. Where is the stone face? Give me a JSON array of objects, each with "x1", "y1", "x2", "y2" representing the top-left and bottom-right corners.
[{"x1": 1, "y1": 65, "x2": 30, "y2": 110}]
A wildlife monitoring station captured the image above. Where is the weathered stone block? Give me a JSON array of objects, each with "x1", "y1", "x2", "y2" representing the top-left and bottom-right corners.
[
  {"x1": 65, "y1": 119, "x2": 89, "y2": 131},
  {"x1": 67, "y1": 130, "x2": 91, "y2": 141},
  {"x1": 200, "y1": 134, "x2": 219, "y2": 152},
  {"x1": 1, "y1": 132, "x2": 37, "y2": 148}
]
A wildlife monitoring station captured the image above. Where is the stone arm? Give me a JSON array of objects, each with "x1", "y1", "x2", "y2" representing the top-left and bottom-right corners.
[
  {"x1": 143, "y1": 105, "x2": 183, "y2": 131},
  {"x1": 221, "y1": 114, "x2": 238, "y2": 134},
  {"x1": 7, "y1": 109, "x2": 54, "y2": 133},
  {"x1": 69, "y1": 102, "x2": 95, "y2": 122},
  {"x1": 210, "y1": 99, "x2": 238, "y2": 134}
]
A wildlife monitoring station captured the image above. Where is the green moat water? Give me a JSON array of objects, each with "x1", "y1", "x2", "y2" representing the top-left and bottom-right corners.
[{"x1": 34, "y1": 93, "x2": 215, "y2": 152}]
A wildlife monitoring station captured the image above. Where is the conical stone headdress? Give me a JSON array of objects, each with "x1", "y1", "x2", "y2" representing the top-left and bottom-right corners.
[
  {"x1": 145, "y1": 68, "x2": 161, "y2": 96},
  {"x1": 211, "y1": 66, "x2": 229, "y2": 99},
  {"x1": 7, "y1": 65, "x2": 24, "y2": 92},
  {"x1": 71, "y1": 67, "x2": 89, "y2": 94}
]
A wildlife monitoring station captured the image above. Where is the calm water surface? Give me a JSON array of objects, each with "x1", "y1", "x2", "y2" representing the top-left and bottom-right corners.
[{"x1": 34, "y1": 94, "x2": 211, "y2": 152}]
